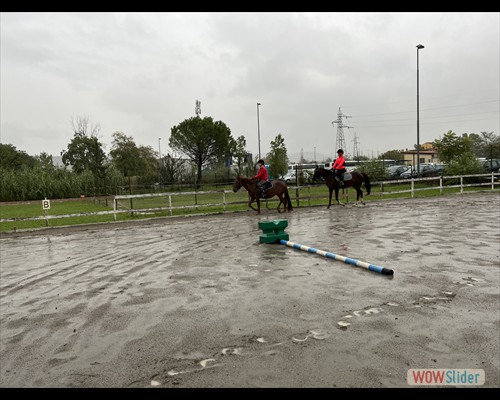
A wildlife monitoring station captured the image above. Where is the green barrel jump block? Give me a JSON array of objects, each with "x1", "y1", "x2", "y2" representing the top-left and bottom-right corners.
[{"x1": 258, "y1": 220, "x2": 289, "y2": 244}]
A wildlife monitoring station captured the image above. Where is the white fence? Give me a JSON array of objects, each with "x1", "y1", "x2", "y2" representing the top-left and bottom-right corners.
[
  {"x1": 1, "y1": 172, "x2": 499, "y2": 224},
  {"x1": 375, "y1": 173, "x2": 500, "y2": 198}
]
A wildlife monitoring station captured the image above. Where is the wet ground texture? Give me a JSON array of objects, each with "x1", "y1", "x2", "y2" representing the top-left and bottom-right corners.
[{"x1": 1, "y1": 192, "x2": 499, "y2": 388}]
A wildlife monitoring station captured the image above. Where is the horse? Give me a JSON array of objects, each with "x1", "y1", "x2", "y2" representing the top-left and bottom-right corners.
[
  {"x1": 312, "y1": 166, "x2": 371, "y2": 208},
  {"x1": 232, "y1": 175, "x2": 293, "y2": 215}
]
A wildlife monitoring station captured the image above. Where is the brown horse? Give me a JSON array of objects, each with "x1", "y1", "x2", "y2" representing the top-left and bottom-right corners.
[
  {"x1": 232, "y1": 176, "x2": 293, "y2": 215},
  {"x1": 312, "y1": 166, "x2": 371, "y2": 208}
]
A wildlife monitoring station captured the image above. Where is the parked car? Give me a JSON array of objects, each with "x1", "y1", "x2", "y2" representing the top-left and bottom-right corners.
[
  {"x1": 281, "y1": 171, "x2": 297, "y2": 183},
  {"x1": 420, "y1": 164, "x2": 441, "y2": 177},
  {"x1": 400, "y1": 163, "x2": 437, "y2": 178},
  {"x1": 428, "y1": 164, "x2": 447, "y2": 176},
  {"x1": 386, "y1": 165, "x2": 411, "y2": 180},
  {"x1": 281, "y1": 170, "x2": 313, "y2": 184},
  {"x1": 481, "y1": 159, "x2": 500, "y2": 173}
]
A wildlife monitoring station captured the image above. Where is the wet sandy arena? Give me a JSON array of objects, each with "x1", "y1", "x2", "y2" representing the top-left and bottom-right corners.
[{"x1": 0, "y1": 192, "x2": 499, "y2": 388}]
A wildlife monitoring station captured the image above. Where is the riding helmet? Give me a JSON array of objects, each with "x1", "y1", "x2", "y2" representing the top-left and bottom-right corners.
[
  {"x1": 337, "y1": 149, "x2": 344, "y2": 154},
  {"x1": 257, "y1": 159, "x2": 265, "y2": 165}
]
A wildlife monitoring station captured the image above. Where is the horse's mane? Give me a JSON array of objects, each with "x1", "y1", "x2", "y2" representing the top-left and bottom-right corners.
[{"x1": 237, "y1": 175, "x2": 254, "y2": 183}]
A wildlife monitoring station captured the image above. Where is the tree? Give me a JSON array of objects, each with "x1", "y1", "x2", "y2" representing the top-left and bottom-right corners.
[
  {"x1": 433, "y1": 130, "x2": 486, "y2": 176},
  {"x1": 433, "y1": 130, "x2": 473, "y2": 164},
  {"x1": 232, "y1": 136, "x2": 248, "y2": 175},
  {"x1": 35, "y1": 152, "x2": 55, "y2": 172},
  {"x1": 109, "y1": 132, "x2": 143, "y2": 177},
  {"x1": 109, "y1": 132, "x2": 159, "y2": 190},
  {"x1": 61, "y1": 117, "x2": 106, "y2": 177},
  {"x1": 469, "y1": 131, "x2": 500, "y2": 159},
  {"x1": 266, "y1": 133, "x2": 289, "y2": 179},
  {"x1": 379, "y1": 150, "x2": 404, "y2": 162},
  {"x1": 136, "y1": 145, "x2": 158, "y2": 185},
  {"x1": 359, "y1": 159, "x2": 386, "y2": 181},
  {"x1": 444, "y1": 152, "x2": 483, "y2": 176},
  {"x1": 0, "y1": 144, "x2": 36, "y2": 170},
  {"x1": 162, "y1": 153, "x2": 186, "y2": 184},
  {"x1": 169, "y1": 116, "x2": 233, "y2": 186}
]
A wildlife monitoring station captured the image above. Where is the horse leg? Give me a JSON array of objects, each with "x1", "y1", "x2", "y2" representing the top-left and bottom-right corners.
[
  {"x1": 250, "y1": 197, "x2": 260, "y2": 214},
  {"x1": 327, "y1": 189, "x2": 333, "y2": 209},
  {"x1": 276, "y1": 194, "x2": 284, "y2": 213},
  {"x1": 358, "y1": 187, "x2": 365, "y2": 205},
  {"x1": 353, "y1": 186, "x2": 364, "y2": 206},
  {"x1": 336, "y1": 188, "x2": 344, "y2": 206},
  {"x1": 248, "y1": 196, "x2": 258, "y2": 212}
]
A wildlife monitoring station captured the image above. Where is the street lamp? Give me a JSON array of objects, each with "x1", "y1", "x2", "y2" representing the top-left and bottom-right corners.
[
  {"x1": 416, "y1": 44, "x2": 424, "y2": 176},
  {"x1": 158, "y1": 137, "x2": 162, "y2": 184},
  {"x1": 257, "y1": 102, "x2": 261, "y2": 160}
]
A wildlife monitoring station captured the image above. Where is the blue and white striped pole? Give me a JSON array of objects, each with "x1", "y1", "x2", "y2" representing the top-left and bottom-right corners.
[{"x1": 279, "y1": 240, "x2": 394, "y2": 275}]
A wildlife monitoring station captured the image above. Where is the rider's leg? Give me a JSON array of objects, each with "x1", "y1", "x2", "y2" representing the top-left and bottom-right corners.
[
  {"x1": 337, "y1": 170, "x2": 344, "y2": 186},
  {"x1": 257, "y1": 181, "x2": 264, "y2": 198}
]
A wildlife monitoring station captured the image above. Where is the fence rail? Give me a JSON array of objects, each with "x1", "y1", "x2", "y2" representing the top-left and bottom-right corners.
[{"x1": 2, "y1": 172, "x2": 499, "y2": 225}]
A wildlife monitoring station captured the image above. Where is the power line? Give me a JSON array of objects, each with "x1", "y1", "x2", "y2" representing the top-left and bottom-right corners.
[
  {"x1": 350, "y1": 116, "x2": 499, "y2": 129},
  {"x1": 353, "y1": 110, "x2": 498, "y2": 124},
  {"x1": 347, "y1": 100, "x2": 499, "y2": 118}
]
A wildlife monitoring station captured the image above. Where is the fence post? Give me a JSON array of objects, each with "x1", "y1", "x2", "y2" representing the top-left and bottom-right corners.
[
  {"x1": 460, "y1": 176, "x2": 464, "y2": 193},
  {"x1": 169, "y1": 195, "x2": 172, "y2": 216},
  {"x1": 439, "y1": 176, "x2": 443, "y2": 195},
  {"x1": 411, "y1": 179, "x2": 415, "y2": 198},
  {"x1": 295, "y1": 188, "x2": 300, "y2": 207},
  {"x1": 113, "y1": 197, "x2": 117, "y2": 221}
]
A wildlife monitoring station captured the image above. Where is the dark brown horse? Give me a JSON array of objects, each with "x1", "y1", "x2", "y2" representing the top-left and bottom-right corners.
[
  {"x1": 312, "y1": 167, "x2": 371, "y2": 208},
  {"x1": 232, "y1": 176, "x2": 293, "y2": 215}
]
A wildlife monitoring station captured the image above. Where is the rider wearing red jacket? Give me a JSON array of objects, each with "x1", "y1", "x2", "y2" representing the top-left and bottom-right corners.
[
  {"x1": 253, "y1": 159, "x2": 268, "y2": 197},
  {"x1": 331, "y1": 149, "x2": 346, "y2": 186}
]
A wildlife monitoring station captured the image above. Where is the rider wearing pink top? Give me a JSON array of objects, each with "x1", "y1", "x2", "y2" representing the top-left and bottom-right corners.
[
  {"x1": 253, "y1": 159, "x2": 268, "y2": 197},
  {"x1": 331, "y1": 149, "x2": 346, "y2": 185}
]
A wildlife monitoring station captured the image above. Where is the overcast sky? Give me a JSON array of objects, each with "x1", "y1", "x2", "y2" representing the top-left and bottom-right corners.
[{"x1": 1, "y1": 12, "x2": 499, "y2": 163}]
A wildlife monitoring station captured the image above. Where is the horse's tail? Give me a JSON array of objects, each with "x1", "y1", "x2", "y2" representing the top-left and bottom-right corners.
[
  {"x1": 362, "y1": 173, "x2": 371, "y2": 195},
  {"x1": 285, "y1": 188, "x2": 293, "y2": 211}
]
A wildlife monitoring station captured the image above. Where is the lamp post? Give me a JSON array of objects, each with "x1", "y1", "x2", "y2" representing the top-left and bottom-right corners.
[
  {"x1": 416, "y1": 44, "x2": 424, "y2": 176},
  {"x1": 158, "y1": 137, "x2": 162, "y2": 184},
  {"x1": 257, "y1": 102, "x2": 261, "y2": 160}
]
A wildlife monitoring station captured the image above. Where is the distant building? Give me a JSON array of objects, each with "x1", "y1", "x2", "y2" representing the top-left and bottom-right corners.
[
  {"x1": 402, "y1": 144, "x2": 442, "y2": 167},
  {"x1": 420, "y1": 141, "x2": 435, "y2": 150}
]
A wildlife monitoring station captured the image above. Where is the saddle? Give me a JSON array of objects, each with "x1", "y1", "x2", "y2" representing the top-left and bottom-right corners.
[
  {"x1": 262, "y1": 180, "x2": 272, "y2": 191},
  {"x1": 334, "y1": 172, "x2": 352, "y2": 182}
]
